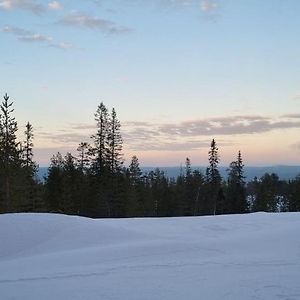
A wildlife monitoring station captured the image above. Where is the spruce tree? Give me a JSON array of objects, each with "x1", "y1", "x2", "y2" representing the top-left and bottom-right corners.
[
  {"x1": 126, "y1": 155, "x2": 144, "y2": 216},
  {"x1": 45, "y1": 152, "x2": 64, "y2": 212},
  {"x1": 62, "y1": 152, "x2": 79, "y2": 214},
  {"x1": 226, "y1": 151, "x2": 247, "y2": 213},
  {"x1": 207, "y1": 139, "x2": 221, "y2": 215},
  {"x1": 106, "y1": 108, "x2": 123, "y2": 174},
  {"x1": 105, "y1": 107, "x2": 124, "y2": 217},
  {"x1": 0, "y1": 94, "x2": 20, "y2": 212},
  {"x1": 184, "y1": 157, "x2": 193, "y2": 215},
  {"x1": 253, "y1": 173, "x2": 280, "y2": 212},
  {"x1": 91, "y1": 102, "x2": 109, "y2": 175},
  {"x1": 128, "y1": 155, "x2": 142, "y2": 186},
  {"x1": 21, "y1": 121, "x2": 38, "y2": 211},
  {"x1": 77, "y1": 142, "x2": 90, "y2": 172}
]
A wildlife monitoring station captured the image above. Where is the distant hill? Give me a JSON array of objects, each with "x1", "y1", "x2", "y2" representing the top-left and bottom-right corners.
[
  {"x1": 142, "y1": 166, "x2": 300, "y2": 181},
  {"x1": 37, "y1": 165, "x2": 300, "y2": 182}
]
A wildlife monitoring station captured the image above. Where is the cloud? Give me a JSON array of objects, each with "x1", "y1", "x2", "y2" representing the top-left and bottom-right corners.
[
  {"x1": 293, "y1": 94, "x2": 300, "y2": 101},
  {"x1": 88, "y1": 0, "x2": 220, "y2": 15},
  {"x1": 3, "y1": 25, "x2": 31, "y2": 35},
  {"x1": 48, "y1": 1, "x2": 62, "y2": 10},
  {"x1": 281, "y1": 114, "x2": 300, "y2": 119},
  {"x1": 37, "y1": 114, "x2": 300, "y2": 153},
  {"x1": 0, "y1": 0, "x2": 11, "y2": 9},
  {"x1": 3, "y1": 26, "x2": 51, "y2": 43},
  {"x1": 159, "y1": 115, "x2": 300, "y2": 137},
  {"x1": 0, "y1": 0, "x2": 45, "y2": 14},
  {"x1": 3, "y1": 25, "x2": 73, "y2": 49},
  {"x1": 200, "y1": 0, "x2": 218, "y2": 13},
  {"x1": 19, "y1": 33, "x2": 52, "y2": 42},
  {"x1": 122, "y1": 115, "x2": 300, "y2": 151},
  {"x1": 59, "y1": 12, "x2": 133, "y2": 34},
  {"x1": 291, "y1": 141, "x2": 300, "y2": 152},
  {"x1": 48, "y1": 42, "x2": 74, "y2": 50},
  {"x1": 126, "y1": 140, "x2": 225, "y2": 152},
  {"x1": 70, "y1": 123, "x2": 96, "y2": 130},
  {"x1": 37, "y1": 130, "x2": 91, "y2": 146}
]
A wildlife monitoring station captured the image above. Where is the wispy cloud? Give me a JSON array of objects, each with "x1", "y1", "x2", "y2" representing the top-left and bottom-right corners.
[
  {"x1": 48, "y1": 0, "x2": 62, "y2": 10},
  {"x1": 291, "y1": 141, "x2": 300, "y2": 152},
  {"x1": 3, "y1": 26, "x2": 51, "y2": 42},
  {"x1": 0, "y1": 0, "x2": 63, "y2": 13},
  {"x1": 59, "y1": 12, "x2": 133, "y2": 34},
  {"x1": 48, "y1": 41, "x2": 74, "y2": 50},
  {"x1": 293, "y1": 94, "x2": 300, "y2": 101},
  {"x1": 37, "y1": 130, "x2": 90, "y2": 146},
  {"x1": 89, "y1": 0, "x2": 220, "y2": 14},
  {"x1": 281, "y1": 114, "x2": 300, "y2": 119},
  {"x1": 122, "y1": 115, "x2": 300, "y2": 151},
  {"x1": 37, "y1": 114, "x2": 300, "y2": 153},
  {"x1": 3, "y1": 25, "x2": 73, "y2": 49},
  {"x1": 200, "y1": 0, "x2": 218, "y2": 13},
  {"x1": 158, "y1": 115, "x2": 300, "y2": 137},
  {"x1": 0, "y1": 0, "x2": 45, "y2": 14}
]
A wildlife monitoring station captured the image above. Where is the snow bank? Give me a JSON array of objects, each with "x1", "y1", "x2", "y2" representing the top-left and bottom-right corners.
[{"x1": 0, "y1": 212, "x2": 300, "y2": 300}]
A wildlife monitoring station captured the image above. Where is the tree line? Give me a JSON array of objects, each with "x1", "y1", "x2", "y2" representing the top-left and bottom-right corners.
[{"x1": 0, "y1": 93, "x2": 299, "y2": 217}]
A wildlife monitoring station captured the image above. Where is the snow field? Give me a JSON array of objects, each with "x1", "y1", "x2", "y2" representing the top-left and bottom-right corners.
[{"x1": 0, "y1": 212, "x2": 300, "y2": 300}]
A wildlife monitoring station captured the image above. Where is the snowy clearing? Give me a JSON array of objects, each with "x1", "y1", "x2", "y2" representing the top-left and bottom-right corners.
[{"x1": 0, "y1": 212, "x2": 300, "y2": 300}]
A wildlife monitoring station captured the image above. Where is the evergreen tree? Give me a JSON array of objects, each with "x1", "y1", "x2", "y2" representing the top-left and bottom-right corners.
[
  {"x1": 226, "y1": 151, "x2": 247, "y2": 213},
  {"x1": 89, "y1": 102, "x2": 111, "y2": 217},
  {"x1": 207, "y1": 139, "x2": 222, "y2": 214},
  {"x1": 252, "y1": 173, "x2": 281, "y2": 212},
  {"x1": 91, "y1": 102, "x2": 109, "y2": 175},
  {"x1": 183, "y1": 157, "x2": 194, "y2": 215},
  {"x1": 21, "y1": 121, "x2": 38, "y2": 211},
  {"x1": 106, "y1": 108, "x2": 123, "y2": 174},
  {"x1": 0, "y1": 94, "x2": 21, "y2": 212},
  {"x1": 45, "y1": 152, "x2": 64, "y2": 212},
  {"x1": 76, "y1": 142, "x2": 90, "y2": 172},
  {"x1": 286, "y1": 175, "x2": 300, "y2": 211},
  {"x1": 191, "y1": 170, "x2": 205, "y2": 216},
  {"x1": 105, "y1": 107, "x2": 125, "y2": 217},
  {"x1": 22, "y1": 122, "x2": 37, "y2": 170},
  {"x1": 146, "y1": 169, "x2": 171, "y2": 217},
  {"x1": 128, "y1": 155, "x2": 142, "y2": 186},
  {"x1": 61, "y1": 152, "x2": 79, "y2": 214}
]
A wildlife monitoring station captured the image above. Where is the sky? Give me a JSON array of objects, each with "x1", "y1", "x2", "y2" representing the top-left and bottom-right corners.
[{"x1": 0, "y1": 0, "x2": 300, "y2": 167}]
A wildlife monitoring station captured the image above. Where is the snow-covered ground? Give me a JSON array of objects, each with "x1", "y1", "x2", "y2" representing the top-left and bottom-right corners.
[{"x1": 0, "y1": 212, "x2": 300, "y2": 300}]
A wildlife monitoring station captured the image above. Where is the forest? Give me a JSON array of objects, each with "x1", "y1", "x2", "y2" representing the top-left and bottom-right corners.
[{"x1": 0, "y1": 93, "x2": 300, "y2": 217}]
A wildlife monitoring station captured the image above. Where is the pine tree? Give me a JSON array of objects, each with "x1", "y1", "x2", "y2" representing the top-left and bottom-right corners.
[
  {"x1": 128, "y1": 155, "x2": 142, "y2": 186},
  {"x1": 0, "y1": 94, "x2": 20, "y2": 212},
  {"x1": 253, "y1": 173, "x2": 281, "y2": 212},
  {"x1": 76, "y1": 142, "x2": 90, "y2": 172},
  {"x1": 106, "y1": 108, "x2": 123, "y2": 174},
  {"x1": 61, "y1": 152, "x2": 79, "y2": 214},
  {"x1": 105, "y1": 108, "x2": 124, "y2": 217},
  {"x1": 183, "y1": 157, "x2": 193, "y2": 215},
  {"x1": 45, "y1": 152, "x2": 64, "y2": 212},
  {"x1": 126, "y1": 155, "x2": 145, "y2": 216},
  {"x1": 21, "y1": 121, "x2": 38, "y2": 211},
  {"x1": 207, "y1": 139, "x2": 222, "y2": 215},
  {"x1": 286, "y1": 175, "x2": 300, "y2": 212},
  {"x1": 91, "y1": 102, "x2": 109, "y2": 175},
  {"x1": 226, "y1": 151, "x2": 247, "y2": 213}
]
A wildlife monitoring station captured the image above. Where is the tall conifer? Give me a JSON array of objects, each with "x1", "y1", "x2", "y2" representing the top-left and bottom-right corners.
[{"x1": 0, "y1": 94, "x2": 20, "y2": 212}]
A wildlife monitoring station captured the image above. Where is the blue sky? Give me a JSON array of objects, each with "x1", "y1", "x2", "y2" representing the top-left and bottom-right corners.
[{"x1": 1, "y1": 0, "x2": 300, "y2": 166}]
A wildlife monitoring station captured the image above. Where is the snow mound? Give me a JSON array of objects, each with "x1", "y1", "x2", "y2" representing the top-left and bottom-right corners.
[{"x1": 0, "y1": 212, "x2": 300, "y2": 300}]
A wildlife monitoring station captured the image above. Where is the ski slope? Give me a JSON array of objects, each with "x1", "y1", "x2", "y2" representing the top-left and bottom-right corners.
[{"x1": 0, "y1": 212, "x2": 300, "y2": 300}]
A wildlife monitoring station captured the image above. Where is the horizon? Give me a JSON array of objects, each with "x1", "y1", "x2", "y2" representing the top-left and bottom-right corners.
[{"x1": 1, "y1": 0, "x2": 300, "y2": 166}]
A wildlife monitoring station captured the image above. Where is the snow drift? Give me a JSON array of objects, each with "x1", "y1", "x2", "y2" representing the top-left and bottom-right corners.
[{"x1": 0, "y1": 212, "x2": 300, "y2": 300}]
